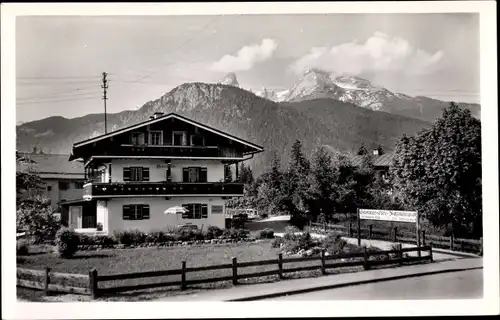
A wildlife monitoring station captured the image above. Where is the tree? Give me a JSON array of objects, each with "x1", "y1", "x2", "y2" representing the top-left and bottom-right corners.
[
  {"x1": 237, "y1": 163, "x2": 254, "y2": 185},
  {"x1": 16, "y1": 153, "x2": 59, "y2": 242},
  {"x1": 254, "y1": 151, "x2": 286, "y2": 215},
  {"x1": 286, "y1": 140, "x2": 311, "y2": 210},
  {"x1": 376, "y1": 144, "x2": 384, "y2": 155},
  {"x1": 357, "y1": 143, "x2": 368, "y2": 155},
  {"x1": 307, "y1": 147, "x2": 336, "y2": 221},
  {"x1": 391, "y1": 103, "x2": 482, "y2": 238}
]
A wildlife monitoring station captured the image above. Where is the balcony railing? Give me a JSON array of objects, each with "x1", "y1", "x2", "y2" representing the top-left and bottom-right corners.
[
  {"x1": 115, "y1": 144, "x2": 244, "y2": 158},
  {"x1": 83, "y1": 182, "x2": 244, "y2": 198}
]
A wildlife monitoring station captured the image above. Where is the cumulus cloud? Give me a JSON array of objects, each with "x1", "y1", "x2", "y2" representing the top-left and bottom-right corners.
[
  {"x1": 210, "y1": 38, "x2": 278, "y2": 72},
  {"x1": 290, "y1": 32, "x2": 444, "y2": 76}
]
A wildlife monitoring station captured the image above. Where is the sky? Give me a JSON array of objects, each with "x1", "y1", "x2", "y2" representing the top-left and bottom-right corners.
[{"x1": 16, "y1": 13, "x2": 480, "y2": 123}]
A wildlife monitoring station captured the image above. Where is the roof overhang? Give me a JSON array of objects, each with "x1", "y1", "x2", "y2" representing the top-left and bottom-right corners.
[{"x1": 72, "y1": 113, "x2": 264, "y2": 154}]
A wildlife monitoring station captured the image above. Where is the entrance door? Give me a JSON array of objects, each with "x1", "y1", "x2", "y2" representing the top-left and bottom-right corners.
[{"x1": 69, "y1": 206, "x2": 83, "y2": 229}]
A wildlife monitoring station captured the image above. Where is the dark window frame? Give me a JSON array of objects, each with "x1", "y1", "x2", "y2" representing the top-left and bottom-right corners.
[
  {"x1": 58, "y1": 181, "x2": 70, "y2": 190},
  {"x1": 182, "y1": 203, "x2": 208, "y2": 219},
  {"x1": 122, "y1": 204, "x2": 150, "y2": 220}
]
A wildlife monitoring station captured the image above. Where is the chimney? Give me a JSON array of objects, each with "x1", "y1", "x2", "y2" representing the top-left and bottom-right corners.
[
  {"x1": 373, "y1": 149, "x2": 379, "y2": 156},
  {"x1": 153, "y1": 112, "x2": 164, "y2": 119}
]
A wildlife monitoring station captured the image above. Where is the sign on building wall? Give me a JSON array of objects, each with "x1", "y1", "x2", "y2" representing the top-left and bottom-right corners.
[
  {"x1": 359, "y1": 209, "x2": 418, "y2": 223},
  {"x1": 211, "y1": 205, "x2": 224, "y2": 214}
]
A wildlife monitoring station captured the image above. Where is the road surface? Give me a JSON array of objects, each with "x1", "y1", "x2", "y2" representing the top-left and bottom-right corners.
[{"x1": 265, "y1": 268, "x2": 483, "y2": 300}]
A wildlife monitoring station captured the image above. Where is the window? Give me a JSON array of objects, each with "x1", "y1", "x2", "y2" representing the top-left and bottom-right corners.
[
  {"x1": 58, "y1": 181, "x2": 69, "y2": 190},
  {"x1": 182, "y1": 167, "x2": 207, "y2": 182},
  {"x1": 123, "y1": 167, "x2": 150, "y2": 182},
  {"x1": 47, "y1": 186, "x2": 52, "y2": 192},
  {"x1": 122, "y1": 204, "x2": 150, "y2": 220},
  {"x1": 190, "y1": 133, "x2": 204, "y2": 146},
  {"x1": 181, "y1": 204, "x2": 208, "y2": 219},
  {"x1": 173, "y1": 131, "x2": 186, "y2": 146},
  {"x1": 74, "y1": 181, "x2": 84, "y2": 189},
  {"x1": 211, "y1": 205, "x2": 223, "y2": 214},
  {"x1": 149, "y1": 131, "x2": 162, "y2": 145},
  {"x1": 131, "y1": 132, "x2": 145, "y2": 145}
]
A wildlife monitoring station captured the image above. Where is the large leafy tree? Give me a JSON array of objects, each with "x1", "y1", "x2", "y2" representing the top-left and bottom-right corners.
[
  {"x1": 391, "y1": 103, "x2": 482, "y2": 238},
  {"x1": 16, "y1": 152, "x2": 59, "y2": 242}
]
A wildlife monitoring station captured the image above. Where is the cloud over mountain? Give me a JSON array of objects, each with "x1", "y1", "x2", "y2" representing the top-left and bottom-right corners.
[
  {"x1": 289, "y1": 32, "x2": 444, "y2": 76},
  {"x1": 210, "y1": 38, "x2": 278, "y2": 72}
]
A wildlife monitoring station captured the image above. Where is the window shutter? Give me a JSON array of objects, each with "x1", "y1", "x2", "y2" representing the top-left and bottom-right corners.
[
  {"x1": 144, "y1": 132, "x2": 149, "y2": 145},
  {"x1": 142, "y1": 205, "x2": 150, "y2": 220},
  {"x1": 182, "y1": 168, "x2": 189, "y2": 182},
  {"x1": 142, "y1": 167, "x2": 150, "y2": 181},
  {"x1": 182, "y1": 204, "x2": 190, "y2": 219},
  {"x1": 123, "y1": 205, "x2": 131, "y2": 220},
  {"x1": 123, "y1": 168, "x2": 131, "y2": 181},
  {"x1": 200, "y1": 168, "x2": 207, "y2": 182},
  {"x1": 201, "y1": 204, "x2": 208, "y2": 218}
]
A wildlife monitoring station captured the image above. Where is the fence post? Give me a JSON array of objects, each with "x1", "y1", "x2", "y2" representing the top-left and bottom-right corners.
[
  {"x1": 181, "y1": 261, "x2": 186, "y2": 290},
  {"x1": 422, "y1": 230, "x2": 426, "y2": 246},
  {"x1": 232, "y1": 257, "x2": 238, "y2": 285},
  {"x1": 429, "y1": 246, "x2": 433, "y2": 262},
  {"x1": 321, "y1": 250, "x2": 326, "y2": 275},
  {"x1": 89, "y1": 268, "x2": 98, "y2": 299},
  {"x1": 393, "y1": 227, "x2": 397, "y2": 242},
  {"x1": 349, "y1": 222, "x2": 353, "y2": 237},
  {"x1": 460, "y1": 239, "x2": 464, "y2": 252},
  {"x1": 480, "y1": 237, "x2": 483, "y2": 256},
  {"x1": 363, "y1": 247, "x2": 369, "y2": 270},
  {"x1": 398, "y1": 244, "x2": 403, "y2": 265},
  {"x1": 278, "y1": 253, "x2": 283, "y2": 279},
  {"x1": 450, "y1": 233, "x2": 454, "y2": 251},
  {"x1": 44, "y1": 267, "x2": 50, "y2": 296},
  {"x1": 369, "y1": 225, "x2": 373, "y2": 239}
]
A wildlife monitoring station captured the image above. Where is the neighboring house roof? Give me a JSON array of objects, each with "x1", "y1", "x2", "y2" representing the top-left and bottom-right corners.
[
  {"x1": 16, "y1": 153, "x2": 84, "y2": 178},
  {"x1": 72, "y1": 112, "x2": 264, "y2": 153},
  {"x1": 351, "y1": 152, "x2": 395, "y2": 168}
]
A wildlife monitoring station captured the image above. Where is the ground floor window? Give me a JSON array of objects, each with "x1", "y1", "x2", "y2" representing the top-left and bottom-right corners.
[
  {"x1": 181, "y1": 203, "x2": 208, "y2": 219},
  {"x1": 123, "y1": 204, "x2": 150, "y2": 220}
]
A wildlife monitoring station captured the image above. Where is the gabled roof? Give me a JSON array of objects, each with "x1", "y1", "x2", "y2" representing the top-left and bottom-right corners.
[
  {"x1": 351, "y1": 152, "x2": 395, "y2": 168},
  {"x1": 16, "y1": 153, "x2": 84, "y2": 176},
  {"x1": 72, "y1": 112, "x2": 264, "y2": 153}
]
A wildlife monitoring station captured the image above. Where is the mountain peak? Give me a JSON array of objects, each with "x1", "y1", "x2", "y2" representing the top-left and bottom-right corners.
[
  {"x1": 219, "y1": 72, "x2": 239, "y2": 87},
  {"x1": 333, "y1": 75, "x2": 381, "y2": 90}
]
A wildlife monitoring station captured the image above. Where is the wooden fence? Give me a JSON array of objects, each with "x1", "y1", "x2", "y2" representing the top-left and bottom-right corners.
[
  {"x1": 17, "y1": 246, "x2": 432, "y2": 299},
  {"x1": 17, "y1": 268, "x2": 91, "y2": 295},
  {"x1": 309, "y1": 222, "x2": 483, "y2": 254}
]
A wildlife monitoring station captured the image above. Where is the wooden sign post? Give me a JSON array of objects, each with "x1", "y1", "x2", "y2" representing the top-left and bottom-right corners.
[{"x1": 357, "y1": 208, "x2": 361, "y2": 246}]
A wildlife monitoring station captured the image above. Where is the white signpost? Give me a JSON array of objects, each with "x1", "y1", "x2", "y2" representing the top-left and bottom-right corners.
[{"x1": 357, "y1": 208, "x2": 421, "y2": 256}]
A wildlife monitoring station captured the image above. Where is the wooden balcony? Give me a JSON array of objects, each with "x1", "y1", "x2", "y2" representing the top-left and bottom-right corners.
[
  {"x1": 83, "y1": 182, "x2": 244, "y2": 199},
  {"x1": 113, "y1": 144, "x2": 244, "y2": 158}
]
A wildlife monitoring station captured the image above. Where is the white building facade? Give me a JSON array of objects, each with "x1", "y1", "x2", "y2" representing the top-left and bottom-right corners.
[{"x1": 68, "y1": 112, "x2": 263, "y2": 235}]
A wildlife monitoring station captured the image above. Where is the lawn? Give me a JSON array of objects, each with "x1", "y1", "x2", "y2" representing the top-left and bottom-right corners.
[{"x1": 17, "y1": 240, "x2": 372, "y2": 301}]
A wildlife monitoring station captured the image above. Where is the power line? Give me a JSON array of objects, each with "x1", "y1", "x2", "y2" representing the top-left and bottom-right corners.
[
  {"x1": 17, "y1": 75, "x2": 101, "y2": 80},
  {"x1": 16, "y1": 96, "x2": 101, "y2": 105},
  {"x1": 17, "y1": 91, "x2": 102, "y2": 102}
]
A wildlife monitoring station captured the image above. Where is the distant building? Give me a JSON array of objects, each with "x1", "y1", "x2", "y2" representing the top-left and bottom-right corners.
[
  {"x1": 16, "y1": 153, "x2": 85, "y2": 209},
  {"x1": 67, "y1": 112, "x2": 264, "y2": 235},
  {"x1": 351, "y1": 151, "x2": 395, "y2": 176}
]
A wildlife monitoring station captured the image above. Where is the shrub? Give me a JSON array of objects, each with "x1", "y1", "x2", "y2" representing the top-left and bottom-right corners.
[
  {"x1": 321, "y1": 232, "x2": 348, "y2": 255},
  {"x1": 78, "y1": 233, "x2": 92, "y2": 245},
  {"x1": 222, "y1": 228, "x2": 250, "y2": 240},
  {"x1": 145, "y1": 231, "x2": 166, "y2": 243},
  {"x1": 96, "y1": 223, "x2": 103, "y2": 231},
  {"x1": 205, "y1": 226, "x2": 223, "y2": 239},
  {"x1": 92, "y1": 235, "x2": 116, "y2": 246},
  {"x1": 272, "y1": 236, "x2": 284, "y2": 248},
  {"x1": 113, "y1": 230, "x2": 146, "y2": 246},
  {"x1": 16, "y1": 240, "x2": 29, "y2": 255},
  {"x1": 55, "y1": 228, "x2": 79, "y2": 258},
  {"x1": 257, "y1": 228, "x2": 274, "y2": 239},
  {"x1": 260, "y1": 213, "x2": 269, "y2": 219}
]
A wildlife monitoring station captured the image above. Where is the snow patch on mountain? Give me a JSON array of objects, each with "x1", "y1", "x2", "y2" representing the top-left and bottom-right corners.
[{"x1": 219, "y1": 72, "x2": 239, "y2": 87}]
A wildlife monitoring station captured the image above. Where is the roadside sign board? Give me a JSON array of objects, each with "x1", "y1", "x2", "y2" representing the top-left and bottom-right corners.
[{"x1": 359, "y1": 209, "x2": 418, "y2": 223}]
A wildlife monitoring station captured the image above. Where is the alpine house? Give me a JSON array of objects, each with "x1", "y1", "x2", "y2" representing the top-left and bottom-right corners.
[{"x1": 68, "y1": 112, "x2": 264, "y2": 235}]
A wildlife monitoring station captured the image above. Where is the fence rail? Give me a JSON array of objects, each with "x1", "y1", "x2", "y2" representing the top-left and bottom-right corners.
[
  {"x1": 309, "y1": 222, "x2": 482, "y2": 254},
  {"x1": 17, "y1": 246, "x2": 432, "y2": 299}
]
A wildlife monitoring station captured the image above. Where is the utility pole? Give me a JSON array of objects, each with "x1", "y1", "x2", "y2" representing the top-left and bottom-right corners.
[{"x1": 101, "y1": 72, "x2": 108, "y2": 134}]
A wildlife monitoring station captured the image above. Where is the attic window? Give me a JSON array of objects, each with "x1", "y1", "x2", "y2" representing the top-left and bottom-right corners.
[{"x1": 173, "y1": 131, "x2": 186, "y2": 146}]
